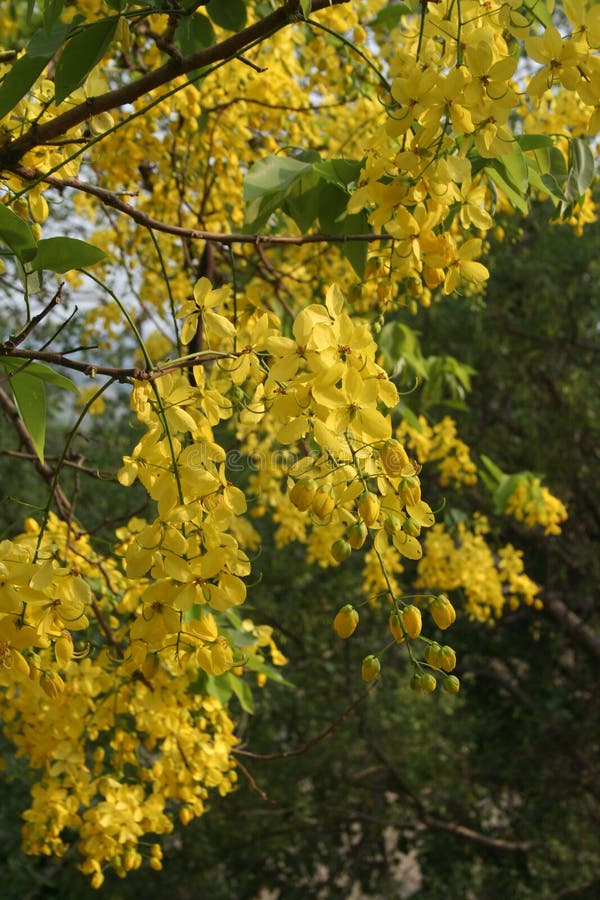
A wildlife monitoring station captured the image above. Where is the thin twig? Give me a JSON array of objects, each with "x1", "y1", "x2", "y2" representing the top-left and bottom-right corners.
[
  {"x1": 7, "y1": 283, "x2": 64, "y2": 347},
  {"x1": 1, "y1": 449, "x2": 114, "y2": 480},
  {"x1": 233, "y1": 682, "x2": 377, "y2": 760},
  {"x1": 235, "y1": 757, "x2": 274, "y2": 803},
  {"x1": 91, "y1": 596, "x2": 126, "y2": 656}
]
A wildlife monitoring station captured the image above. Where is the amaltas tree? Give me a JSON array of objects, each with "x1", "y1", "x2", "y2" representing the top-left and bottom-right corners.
[{"x1": 0, "y1": 0, "x2": 596, "y2": 887}]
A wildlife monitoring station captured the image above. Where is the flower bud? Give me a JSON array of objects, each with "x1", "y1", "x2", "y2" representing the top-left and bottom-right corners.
[
  {"x1": 388, "y1": 610, "x2": 404, "y2": 643},
  {"x1": 347, "y1": 521, "x2": 368, "y2": 549},
  {"x1": 430, "y1": 594, "x2": 456, "y2": 630},
  {"x1": 55, "y1": 631, "x2": 74, "y2": 669},
  {"x1": 380, "y1": 439, "x2": 409, "y2": 476},
  {"x1": 331, "y1": 539, "x2": 352, "y2": 563},
  {"x1": 361, "y1": 654, "x2": 381, "y2": 682},
  {"x1": 312, "y1": 485, "x2": 336, "y2": 520},
  {"x1": 358, "y1": 491, "x2": 380, "y2": 527},
  {"x1": 420, "y1": 672, "x2": 437, "y2": 693},
  {"x1": 10, "y1": 649, "x2": 30, "y2": 678},
  {"x1": 40, "y1": 671, "x2": 65, "y2": 700},
  {"x1": 179, "y1": 806, "x2": 194, "y2": 826},
  {"x1": 383, "y1": 514, "x2": 403, "y2": 536},
  {"x1": 442, "y1": 674, "x2": 460, "y2": 694},
  {"x1": 439, "y1": 645, "x2": 456, "y2": 672},
  {"x1": 402, "y1": 604, "x2": 422, "y2": 639},
  {"x1": 402, "y1": 517, "x2": 421, "y2": 537},
  {"x1": 399, "y1": 475, "x2": 421, "y2": 506},
  {"x1": 289, "y1": 477, "x2": 317, "y2": 511},
  {"x1": 333, "y1": 604, "x2": 359, "y2": 639},
  {"x1": 424, "y1": 641, "x2": 442, "y2": 667}
]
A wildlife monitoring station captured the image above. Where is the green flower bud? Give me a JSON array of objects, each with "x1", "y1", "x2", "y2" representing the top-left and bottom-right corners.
[
  {"x1": 361, "y1": 655, "x2": 381, "y2": 682},
  {"x1": 347, "y1": 521, "x2": 368, "y2": 549},
  {"x1": 442, "y1": 675, "x2": 460, "y2": 694},
  {"x1": 331, "y1": 539, "x2": 352, "y2": 563}
]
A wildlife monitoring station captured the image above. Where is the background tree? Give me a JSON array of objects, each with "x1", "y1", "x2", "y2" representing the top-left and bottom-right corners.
[{"x1": 0, "y1": 0, "x2": 598, "y2": 893}]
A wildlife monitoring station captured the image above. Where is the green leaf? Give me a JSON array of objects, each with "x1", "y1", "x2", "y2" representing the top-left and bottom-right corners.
[
  {"x1": 500, "y1": 147, "x2": 529, "y2": 194},
  {"x1": 566, "y1": 137, "x2": 595, "y2": 200},
  {"x1": 300, "y1": 0, "x2": 312, "y2": 19},
  {"x1": 4, "y1": 368, "x2": 47, "y2": 462},
  {"x1": 245, "y1": 655, "x2": 294, "y2": 687},
  {"x1": 0, "y1": 56, "x2": 48, "y2": 122},
  {"x1": 493, "y1": 474, "x2": 521, "y2": 514},
  {"x1": 339, "y1": 210, "x2": 370, "y2": 279},
  {"x1": 526, "y1": 159, "x2": 564, "y2": 204},
  {"x1": 282, "y1": 182, "x2": 321, "y2": 232},
  {"x1": 317, "y1": 184, "x2": 370, "y2": 277},
  {"x1": 312, "y1": 158, "x2": 362, "y2": 190},
  {"x1": 515, "y1": 134, "x2": 553, "y2": 152},
  {"x1": 523, "y1": 0, "x2": 552, "y2": 27},
  {"x1": 54, "y1": 17, "x2": 118, "y2": 104},
  {"x1": 175, "y1": 12, "x2": 215, "y2": 53},
  {"x1": 484, "y1": 162, "x2": 528, "y2": 214},
  {"x1": 479, "y1": 453, "x2": 505, "y2": 484},
  {"x1": 206, "y1": 0, "x2": 247, "y2": 31},
  {"x1": 244, "y1": 156, "x2": 313, "y2": 202},
  {"x1": 0, "y1": 358, "x2": 78, "y2": 393},
  {"x1": 244, "y1": 193, "x2": 285, "y2": 232},
  {"x1": 0, "y1": 19, "x2": 70, "y2": 120},
  {"x1": 229, "y1": 675, "x2": 254, "y2": 713},
  {"x1": 28, "y1": 237, "x2": 106, "y2": 273},
  {"x1": 203, "y1": 673, "x2": 233, "y2": 705},
  {"x1": 397, "y1": 400, "x2": 424, "y2": 432},
  {"x1": 317, "y1": 183, "x2": 348, "y2": 231},
  {"x1": 371, "y1": 3, "x2": 412, "y2": 29},
  {"x1": 378, "y1": 321, "x2": 426, "y2": 376},
  {"x1": 44, "y1": 0, "x2": 65, "y2": 30},
  {"x1": 0, "y1": 204, "x2": 38, "y2": 263}
]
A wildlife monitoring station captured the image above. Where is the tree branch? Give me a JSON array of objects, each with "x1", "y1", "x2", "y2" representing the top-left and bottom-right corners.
[
  {"x1": 544, "y1": 594, "x2": 600, "y2": 660},
  {"x1": 368, "y1": 740, "x2": 537, "y2": 854},
  {"x1": 0, "y1": 0, "x2": 350, "y2": 168},
  {"x1": 0, "y1": 345, "x2": 238, "y2": 381},
  {"x1": 12, "y1": 165, "x2": 386, "y2": 247}
]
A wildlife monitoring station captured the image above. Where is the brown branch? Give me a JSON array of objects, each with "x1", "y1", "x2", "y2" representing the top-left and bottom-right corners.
[
  {"x1": 0, "y1": 384, "x2": 73, "y2": 519},
  {"x1": 234, "y1": 757, "x2": 274, "y2": 804},
  {"x1": 6, "y1": 283, "x2": 64, "y2": 347},
  {"x1": 13, "y1": 166, "x2": 385, "y2": 247},
  {"x1": 1, "y1": 449, "x2": 114, "y2": 480},
  {"x1": 90, "y1": 596, "x2": 126, "y2": 656},
  {"x1": 203, "y1": 96, "x2": 352, "y2": 115},
  {"x1": 233, "y1": 682, "x2": 378, "y2": 761},
  {"x1": 0, "y1": 345, "x2": 238, "y2": 381},
  {"x1": 544, "y1": 594, "x2": 600, "y2": 660},
  {"x1": 368, "y1": 740, "x2": 537, "y2": 854},
  {"x1": 0, "y1": 0, "x2": 350, "y2": 168},
  {"x1": 420, "y1": 814, "x2": 538, "y2": 853}
]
